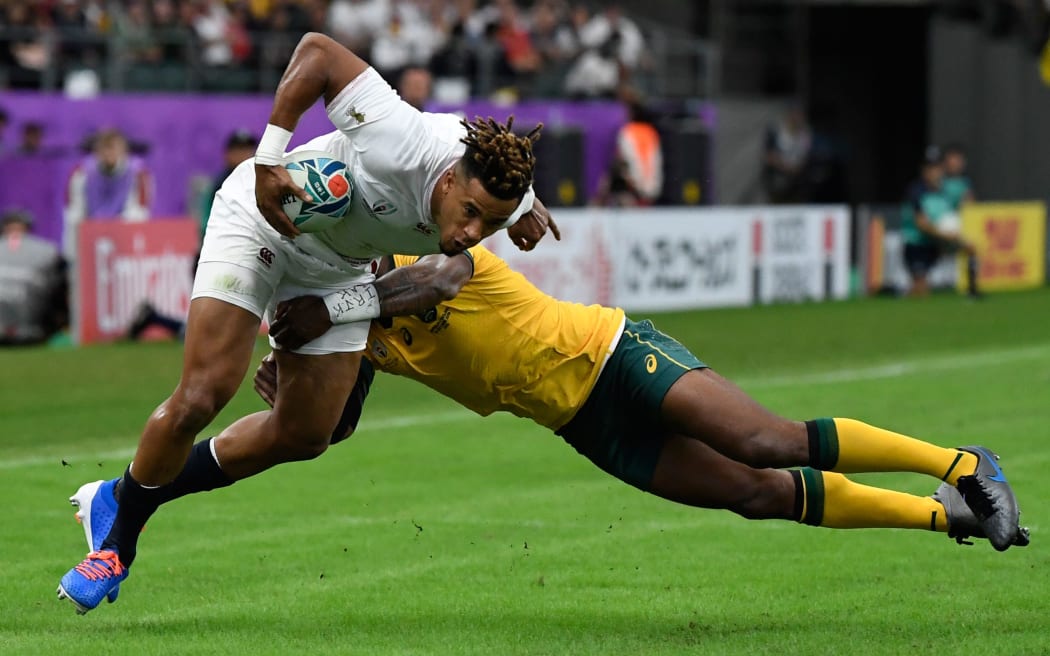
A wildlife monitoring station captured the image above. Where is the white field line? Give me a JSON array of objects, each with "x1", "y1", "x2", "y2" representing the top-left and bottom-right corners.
[
  {"x1": 6, "y1": 343, "x2": 1047, "y2": 471},
  {"x1": 736, "y1": 343, "x2": 1050, "y2": 389},
  {"x1": 0, "y1": 409, "x2": 474, "y2": 471}
]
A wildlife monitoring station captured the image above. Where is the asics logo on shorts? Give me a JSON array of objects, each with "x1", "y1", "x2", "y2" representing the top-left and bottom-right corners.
[
  {"x1": 257, "y1": 247, "x2": 276, "y2": 268},
  {"x1": 645, "y1": 354, "x2": 658, "y2": 373}
]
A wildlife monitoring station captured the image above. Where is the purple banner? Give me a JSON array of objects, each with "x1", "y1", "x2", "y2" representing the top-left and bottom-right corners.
[
  {"x1": 0, "y1": 92, "x2": 335, "y2": 246},
  {"x1": 0, "y1": 91, "x2": 707, "y2": 247}
]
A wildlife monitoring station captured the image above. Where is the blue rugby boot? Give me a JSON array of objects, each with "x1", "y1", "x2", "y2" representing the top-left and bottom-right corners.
[
  {"x1": 954, "y1": 446, "x2": 1024, "y2": 551},
  {"x1": 57, "y1": 550, "x2": 128, "y2": 615},
  {"x1": 69, "y1": 479, "x2": 122, "y2": 604}
]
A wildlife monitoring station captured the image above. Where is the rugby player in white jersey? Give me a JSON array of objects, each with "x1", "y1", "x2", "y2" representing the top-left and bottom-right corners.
[{"x1": 57, "y1": 32, "x2": 555, "y2": 614}]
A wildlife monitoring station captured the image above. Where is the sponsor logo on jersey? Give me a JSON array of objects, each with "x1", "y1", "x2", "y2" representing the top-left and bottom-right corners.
[
  {"x1": 414, "y1": 222, "x2": 436, "y2": 236},
  {"x1": 371, "y1": 199, "x2": 397, "y2": 216},
  {"x1": 645, "y1": 353, "x2": 658, "y2": 373},
  {"x1": 427, "y1": 308, "x2": 452, "y2": 335}
]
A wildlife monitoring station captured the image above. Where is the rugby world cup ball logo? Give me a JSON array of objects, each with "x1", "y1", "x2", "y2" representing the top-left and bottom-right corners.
[
  {"x1": 281, "y1": 151, "x2": 355, "y2": 233},
  {"x1": 285, "y1": 156, "x2": 354, "y2": 219}
]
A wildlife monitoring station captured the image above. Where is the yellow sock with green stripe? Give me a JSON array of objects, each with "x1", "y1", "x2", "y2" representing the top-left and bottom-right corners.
[
  {"x1": 806, "y1": 417, "x2": 977, "y2": 484},
  {"x1": 792, "y1": 469, "x2": 948, "y2": 531}
]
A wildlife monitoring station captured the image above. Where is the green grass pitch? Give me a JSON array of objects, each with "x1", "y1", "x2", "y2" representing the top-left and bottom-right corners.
[{"x1": 2, "y1": 290, "x2": 1049, "y2": 655}]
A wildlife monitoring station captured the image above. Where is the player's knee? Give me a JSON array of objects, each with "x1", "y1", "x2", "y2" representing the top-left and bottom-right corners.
[
  {"x1": 167, "y1": 384, "x2": 232, "y2": 436},
  {"x1": 735, "y1": 420, "x2": 806, "y2": 468},
  {"x1": 728, "y1": 475, "x2": 791, "y2": 520},
  {"x1": 286, "y1": 437, "x2": 331, "y2": 461},
  {"x1": 272, "y1": 424, "x2": 333, "y2": 461}
]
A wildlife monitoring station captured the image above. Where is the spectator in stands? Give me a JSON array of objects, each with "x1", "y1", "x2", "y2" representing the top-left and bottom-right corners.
[
  {"x1": 762, "y1": 104, "x2": 813, "y2": 204},
  {"x1": 150, "y1": 0, "x2": 193, "y2": 65},
  {"x1": 0, "y1": 209, "x2": 66, "y2": 345},
  {"x1": 577, "y1": 4, "x2": 644, "y2": 73},
  {"x1": 116, "y1": 0, "x2": 162, "y2": 65},
  {"x1": 594, "y1": 89, "x2": 664, "y2": 207},
  {"x1": 398, "y1": 66, "x2": 433, "y2": 111},
  {"x1": 494, "y1": 0, "x2": 541, "y2": 80},
  {"x1": 63, "y1": 128, "x2": 153, "y2": 259},
  {"x1": 52, "y1": 0, "x2": 105, "y2": 73},
  {"x1": 194, "y1": 0, "x2": 236, "y2": 67},
  {"x1": 900, "y1": 146, "x2": 980, "y2": 299},
  {"x1": 370, "y1": 0, "x2": 446, "y2": 78},
  {"x1": 563, "y1": 31, "x2": 620, "y2": 98},
  {"x1": 199, "y1": 129, "x2": 257, "y2": 240},
  {"x1": 941, "y1": 142, "x2": 975, "y2": 211},
  {"x1": 17, "y1": 122, "x2": 45, "y2": 155},
  {"x1": 328, "y1": 0, "x2": 380, "y2": 52},
  {"x1": 530, "y1": 0, "x2": 580, "y2": 93},
  {"x1": 2, "y1": 2, "x2": 50, "y2": 89},
  {"x1": 564, "y1": 4, "x2": 647, "y2": 99},
  {"x1": 430, "y1": 4, "x2": 481, "y2": 88}
]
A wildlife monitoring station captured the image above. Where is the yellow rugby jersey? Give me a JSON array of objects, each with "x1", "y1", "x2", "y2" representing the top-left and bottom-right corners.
[{"x1": 365, "y1": 245, "x2": 625, "y2": 430}]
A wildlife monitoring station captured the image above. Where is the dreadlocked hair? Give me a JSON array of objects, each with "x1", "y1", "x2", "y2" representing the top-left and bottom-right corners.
[{"x1": 459, "y1": 116, "x2": 542, "y2": 201}]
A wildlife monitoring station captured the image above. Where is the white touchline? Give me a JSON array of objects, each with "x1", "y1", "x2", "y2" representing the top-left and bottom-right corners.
[{"x1": 6, "y1": 343, "x2": 1048, "y2": 471}]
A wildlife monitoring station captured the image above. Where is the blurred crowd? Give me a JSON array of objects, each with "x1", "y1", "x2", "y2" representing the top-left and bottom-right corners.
[{"x1": 0, "y1": 0, "x2": 651, "y2": 99}]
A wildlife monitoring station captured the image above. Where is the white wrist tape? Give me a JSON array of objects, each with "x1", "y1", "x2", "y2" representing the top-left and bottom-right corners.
[
  {"x1": 323, "y1": 283, "x2": 381, "y2": 325},
  {"x1": 501, "y1": 185, "x2": 535, "y2": 228},
  {"x1": 254, "y1": 124, "x2": 293, "y2": 166}
]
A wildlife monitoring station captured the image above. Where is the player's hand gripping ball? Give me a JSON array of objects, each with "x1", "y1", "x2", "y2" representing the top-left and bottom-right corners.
[{"x1": 281, "y1": 150, "x2": 354, "y2": 233}]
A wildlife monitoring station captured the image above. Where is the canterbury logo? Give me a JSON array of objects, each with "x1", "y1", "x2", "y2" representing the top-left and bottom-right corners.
[
  {"x1": 257, "y1": 247, "x2": 275, "y2": 267},
  {"x1": 645, "y1": 354, "x2": 658, "y2": 373},
  {"x1": 985, "y1": 218, "x2": 1019, "y2": 252}
]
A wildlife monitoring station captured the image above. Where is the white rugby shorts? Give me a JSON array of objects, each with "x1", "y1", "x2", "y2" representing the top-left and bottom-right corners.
[{"x1": 192, "y1": 166, "x2": 376, "y2": 355}]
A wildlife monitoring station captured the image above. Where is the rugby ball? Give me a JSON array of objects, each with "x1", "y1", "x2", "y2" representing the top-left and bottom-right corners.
[{"x1": 282, "y1": 150, "x2": 353, "y2": 233}]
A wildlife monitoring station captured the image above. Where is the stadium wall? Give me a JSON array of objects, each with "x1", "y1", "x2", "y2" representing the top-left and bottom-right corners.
[{"x1": 928, "y1": 17, "x2": 1050, "y2": 215}]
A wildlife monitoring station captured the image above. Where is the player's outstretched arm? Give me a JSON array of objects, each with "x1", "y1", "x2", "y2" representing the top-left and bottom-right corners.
[
  {"x1": 268, "y1": 253, "x2": 474, "y2": 350},
  {"x1": 254, "y1": 33, "x2": 372, "y2": 238}
]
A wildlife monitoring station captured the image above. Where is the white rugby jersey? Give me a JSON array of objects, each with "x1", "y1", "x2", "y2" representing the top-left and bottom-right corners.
[
  {"x1": 291, "y1": 68, "x2": 460, "y2": 262},
  {"x1": 289, "y1": 68, "x2": 531, "y2": 267},
  {"x1": 217, "y1": 68, "x2": 530, "y2": 273}
]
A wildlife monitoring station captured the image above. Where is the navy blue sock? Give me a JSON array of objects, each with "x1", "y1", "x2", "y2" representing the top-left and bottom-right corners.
[
  {"x1": 154, "y1": 438, "x2": 234, "y2": 504},
  {"x1": 104, "y1": 439, "x2": 233, "y2": 566},
  {"x1": 101, "y1": 466, "x2": 164, "y2": 567}
]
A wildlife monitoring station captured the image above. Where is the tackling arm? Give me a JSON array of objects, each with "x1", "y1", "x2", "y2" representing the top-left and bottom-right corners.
[
  {"x1": 375, "y1": 253, "x2": 474, "y2": 317},
  {"x1": 267, "y1": 253, "x2": 474, "y2": 351}
]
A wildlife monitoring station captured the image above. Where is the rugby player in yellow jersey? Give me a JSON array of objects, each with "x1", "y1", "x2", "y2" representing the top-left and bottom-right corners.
[
  {"x1": 254, "y1": 246, "x2": 1028, "y2": 551},
  {"x1": 67, "y1": 247, "x2": 1027, "y2": 582}
]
